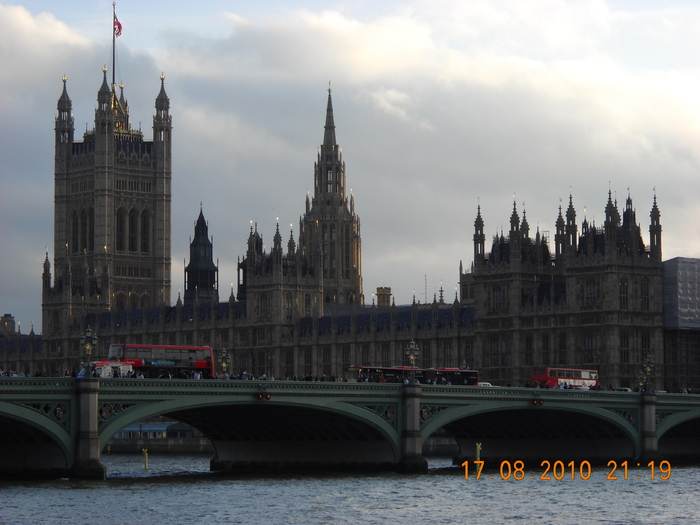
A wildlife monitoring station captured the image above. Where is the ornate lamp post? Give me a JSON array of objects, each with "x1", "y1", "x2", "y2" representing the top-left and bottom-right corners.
[
  {"x1": 405, "y1": 340, "x2": 420, "y2": 384},
  {"x1": 218, "y1": 349, "x2": 229, "y2": 377},
  {"x1": 641, "y1": 353, "x2": 655, "y2": 393},
  {"x1": 80, "y1": 327, "x2": 98, "y2": 378}
]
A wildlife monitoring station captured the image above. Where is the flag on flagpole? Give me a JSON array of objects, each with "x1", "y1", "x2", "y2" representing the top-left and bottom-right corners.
[{"x1": 114, "y1": 15, "x2": 122, "y2": 37}]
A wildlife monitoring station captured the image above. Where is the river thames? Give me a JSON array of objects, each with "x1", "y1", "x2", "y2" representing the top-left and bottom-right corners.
[{"x1": 1, "y1": 455, "x2": 698, "y2": 524}]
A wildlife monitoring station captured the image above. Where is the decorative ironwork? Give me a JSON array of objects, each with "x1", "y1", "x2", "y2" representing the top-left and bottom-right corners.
[
  {"x1": 97, "y1": 402, "x2": 139, "y2": 426},
  {"x1": 420, "y1": 405, "x2": 450, "y2": 425},
  {"x1": 355, "y1": 403, "x2": 398, "y2": 429},
  {"x1": 22, "y1": 402, "x2": 70, "y2": 431},
  {"x1": 606, "y1": 408, "x2": 638, "y2": 427}
]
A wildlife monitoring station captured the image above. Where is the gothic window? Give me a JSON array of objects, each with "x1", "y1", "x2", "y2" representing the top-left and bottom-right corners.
[
  {"x1": 285, "y1": 293, "x2": 293, "y2": 320},
  {"x1": 88, "y1": 207, "x2": 94, "y2": 252},
  {"x1": 141, "y1": 210, "x2": 150, "y2": 253},
  {"x1": 259, "y1": 294, "x2": 269, "y2": 320},
  {"x1": 584, "y1": 331, "x2": 600, "y2": 364},
  {"x1": 304, "y1": 294, "x2": 311, "y2": 317},
  {"x1": 443, "y1": 343, "x2": 453, "y2": 368},
  {"x1": 422, "y1": 343, "x2": 432, "y2": 369},
  {"x1": 558, "y1": 333, "x2": 566, "y2": 365},
  {"x1": 584, "y1": 278, "x2": 597, "y2": 307},
  {"x1": 117, "y1": 208, "x2": 127, "y2": 252},
  {"x1": 71, "y1": 210, "x2": 79, "y2": 254},
  {"x1": 322, "y1": 224, "x2": 328, "y2": 273},
  {"x1": 330, "y1": 225, "x2": 336, "y2": 278},
  {"x1": 640, "y1": 278, "x2": 650, "y2": 311},
  {"x1": 491, "y1": 285, "x2": 505, "y2": 312},
  {"x1": 619, "y1": 277, "x2": 629, "y2": 310},
  {"x1": 128, "y1": 208, "x2": 138, "y2": 252},
  {"x1": 464, "y1": 341, "x2": 474, "y2": 370},
  {"x1": 641, "y1": 331, "x2": 650, "y2": 362},
  {"x1": 344, "y1": 225, "x2": 350, "y2": 279},
  {"x1": 620, "y1": 331, "x2": 629, "y2": 363},
  {"x1": 80, "y1": 209, "x2": 88, "y2": 253},
  {"x1": 361, "y1": 344, "x2": 370, "y2": 367},
  {"x1": 327, "y1": 169, "x2": 332, "y2": 193},
  {"x1": 239, "y1": 354, "x2": 248, "y2": 374},
  {"x1": 382, "y1": 343, "x2": 391, "y2": 367},
  {"x1": 489, "y1": 338, "x2": 500, "y2": 368}
]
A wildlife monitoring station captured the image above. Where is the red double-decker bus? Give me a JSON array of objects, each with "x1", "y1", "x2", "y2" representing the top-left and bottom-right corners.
[
  {"x1": 94, "y1": 344, "x2": 215, "y2": 378},
  {"x1": 345, "y1": 366, "x2": 479, "y2": 385},
  {"x1": 531, "y1": 367, "x2": 599, "y2": 389}
]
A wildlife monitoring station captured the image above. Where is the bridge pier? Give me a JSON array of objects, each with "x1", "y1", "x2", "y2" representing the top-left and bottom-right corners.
[
  {"x1": 397, "y1": 383, "x2": 428, "y2": 473},
  {"x1": 640, "y1": 392, "x2": 659, "y2": 461},
  {"x1": 72, "y1": 378, "x2": 106, "y2": 480}
]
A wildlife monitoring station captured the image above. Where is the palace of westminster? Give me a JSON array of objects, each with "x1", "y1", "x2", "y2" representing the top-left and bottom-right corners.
[{"x1": 2, "y1": 65, "x2": 700, "y2": 392}]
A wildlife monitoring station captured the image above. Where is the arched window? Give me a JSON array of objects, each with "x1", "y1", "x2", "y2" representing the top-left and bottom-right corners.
[
  {"x1": 584, "y1": 278, "x2": 597, "y2": 307},
  {"x1": 115, "y1": 292, "x2": 127, "y2": 311},
  {"x1": 71, "y1": 210, "x2": 79, "y2": 254},
  {"x1": 619, "y1": 277, "x2": 629, "y2": 310},
  {"x1": 88, "y1": 207, "x2": 94, "y2": 252},
  {"x1": 640, "y1": 278, "x2": 650, "y2": 311},
  {"x1": 141, "y1": 210, "x2": 150, "y2": 253},
  {"x1": 129, "y1": 209, "x2": 139, "y2": 252},
  {"x1": 285, "y1": 293, "x2": 293, "y2": 320},
  {"x1": 80, "y1": 209, "x2": 87, "y2": 253},
  {"x1": 116, "y1": 208, "x2": 127, "y2": 252}
]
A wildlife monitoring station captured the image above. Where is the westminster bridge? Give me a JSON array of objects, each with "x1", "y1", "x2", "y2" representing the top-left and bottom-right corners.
[{"x1": 1, "y1": 378, "x2": 700, "y2": 479}]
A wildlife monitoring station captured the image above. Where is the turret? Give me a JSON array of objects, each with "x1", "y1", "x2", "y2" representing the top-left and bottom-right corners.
[
  {"x1": 184, "y1": 207, "x2": 218, "y2": 305},
  {"x1": 565, "y1": 194, "x2": 577, "y2": 252},
  {"x1": 474, "y1": 205, "x2": 485, "y2": 263},
  {"x1": 649, "y1": 193, "x2": 662, "y2": 261},
  {"x1": 55, "y1": 76, "x2": 74, "y2": 155},
  {"x1": 555, "y1": 205, "x2": 565, "y2": 258}
]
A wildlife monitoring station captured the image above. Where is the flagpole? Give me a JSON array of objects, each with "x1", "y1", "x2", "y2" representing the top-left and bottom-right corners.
[{"x1": 112, "y1": 2, "x2": 116, "y2": 93}]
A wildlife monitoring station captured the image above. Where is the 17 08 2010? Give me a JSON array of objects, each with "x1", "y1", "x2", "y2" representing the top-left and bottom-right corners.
[{"x1": 461, "y1": 460, "x2": 671, "y2": 480}]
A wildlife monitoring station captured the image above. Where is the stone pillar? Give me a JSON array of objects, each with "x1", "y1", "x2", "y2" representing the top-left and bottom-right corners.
[
  {"x1": 640, "y1": 392, "x2": 658, "y2": 460},
  {"x1": 72, "y1": 378, "x2": 106, "y2": 479},
  {"x1": 398, "y1": 383, "x2": 428, "y2": 473}
]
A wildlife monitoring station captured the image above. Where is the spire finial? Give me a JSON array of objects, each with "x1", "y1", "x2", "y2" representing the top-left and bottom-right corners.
[{"x1": 328, "y1": 80, "x2": 332, "y2": 94}]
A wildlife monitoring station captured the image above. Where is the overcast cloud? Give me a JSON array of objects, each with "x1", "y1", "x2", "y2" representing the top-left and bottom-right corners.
[{"x1": 2, "y1": 0, "x2": 700, "y2": 330}]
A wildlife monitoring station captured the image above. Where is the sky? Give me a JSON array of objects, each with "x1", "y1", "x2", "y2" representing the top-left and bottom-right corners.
[{"x1": 3, "y1": 0, "x2": 700, "y2": 332}]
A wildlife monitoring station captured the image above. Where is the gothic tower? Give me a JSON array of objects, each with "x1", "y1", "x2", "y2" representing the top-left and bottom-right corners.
[
  {"x1": 184, "y1": 207, "x2": 218, "y2": 305},
  {"x1": 42, "y1": 69, "x2": 172, "y2": 360},
  {"x1": 299, "y1": 86, "x2": 363, "y2": 305}
]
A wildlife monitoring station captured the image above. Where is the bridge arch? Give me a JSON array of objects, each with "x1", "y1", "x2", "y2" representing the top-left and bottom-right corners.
[
  {"x1": 656, "y1": 408, "x2": 700, "y2": 459},
  {"x1": 422, "y1": 400, "x2": 640, "y2": 461},
  {"x1": 0, "y1": 401, "x2": 74, "y2": 474},
  {"x1": 97, "y1": 393, "x2": 402, "y2": 469}
]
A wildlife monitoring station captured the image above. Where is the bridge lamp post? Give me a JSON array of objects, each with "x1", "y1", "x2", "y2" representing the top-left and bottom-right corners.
[
  {"x1": 405, "y1": 340, "x2": 420, "y2": 384},
  {"x1": 218, "y1": 349, "x2": 229, "y2": 376},
  {"x1": 80, "y1": 327, "x2": 97, "y2": 378},
  {"x1": 641, "y1": 353, "x2": 655, "y2": 393}
]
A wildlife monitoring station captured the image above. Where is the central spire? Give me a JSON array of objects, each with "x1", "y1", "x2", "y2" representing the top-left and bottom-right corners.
[{"x1": 323, "y1": 81, "x2": 336, "y2": 147}]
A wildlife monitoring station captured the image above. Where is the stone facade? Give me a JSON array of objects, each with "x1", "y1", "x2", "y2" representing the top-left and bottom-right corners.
[
  {"x1": 40, "y1": 70, "x2": 172, "y2": 369},
  {"x1": 461, "y1": 194, "x2": 664, "y2": 389}
]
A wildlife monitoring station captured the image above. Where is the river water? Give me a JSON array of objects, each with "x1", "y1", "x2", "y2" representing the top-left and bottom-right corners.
[{"x1": 1, "y1": 455, "x2": 698, "y2": 525}]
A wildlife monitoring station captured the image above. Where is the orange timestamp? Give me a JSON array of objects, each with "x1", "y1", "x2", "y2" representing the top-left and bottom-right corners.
[{"x1": 461, "y1": 460, "x2": 671, "y2": 480}]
